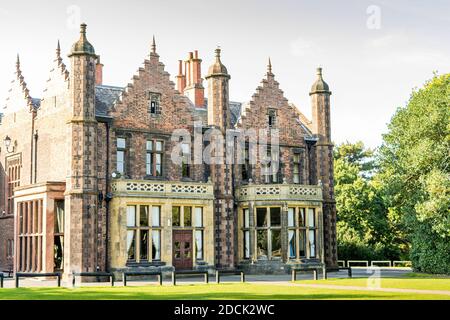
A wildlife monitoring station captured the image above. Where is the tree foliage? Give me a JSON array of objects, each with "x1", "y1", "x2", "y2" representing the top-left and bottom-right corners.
[
  {"x1": 334, "y1": 142, "x2": 400, "y2": 261},
  {"x1": 377, "y1": 73, "x2": 450, "y2": 273}
]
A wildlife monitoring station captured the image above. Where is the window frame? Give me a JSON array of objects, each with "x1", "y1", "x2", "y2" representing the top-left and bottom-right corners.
[
  {"x1": 145, "y1": 139, "x2": 164, "y2": 177},
  {"x1": 148, "y1": 92, "x2": 162, "y2": 116},
  {"x1": 293, "y1": 152, "x2": 301, "y2": 184},
  {"x1": 287, "y1": 207, "x2": 318, "y2": 260},
  {"x1": 254, "y1": 207, "x2": 282, "y2": 261},
  {"x1": 116, "y1": 137, "x2": 126, "y2": 175},
  {"x1": 126, "y1": 204, "x2": 163, "y2": 263}
]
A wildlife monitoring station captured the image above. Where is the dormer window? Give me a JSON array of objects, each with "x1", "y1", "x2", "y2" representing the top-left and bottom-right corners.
[
  {"x1": 268, "y1": 109, "x2": 276, "y2": 127},
  {"x1": 148, "y1": 92, "x2": 161, "y2": 115}
]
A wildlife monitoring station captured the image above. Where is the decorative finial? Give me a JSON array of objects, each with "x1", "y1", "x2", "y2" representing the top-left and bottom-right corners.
[
  {"x1": 215, "y1": 46, "x2": 221, "y2": 59},
  {"x1": 56, "y1": 40, "x2": 61, "y2": 57},
  {"x1": 268, "y1": 57, "x2": 272, "y2": 74},
  {"x1": 16, "y1": 53, "x2": 20, "y2": 70},
  {"x1": 317, "y1": 67, "x2": 323, "y2": 77},
  {"x1": 80, "y1": 23, "x2": 87, "y2": 35},
  {"x1": 151, "y1": 35, "x2": 156, "y2": 54}
]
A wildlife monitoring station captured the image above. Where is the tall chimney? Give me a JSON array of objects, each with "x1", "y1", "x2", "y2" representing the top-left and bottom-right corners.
[
  {"x1": 176, "y1": 60, "x2": 186, "y2": 93},
  {"x1": 183, "y1": 50, "x2": 205, "y2": 107}
]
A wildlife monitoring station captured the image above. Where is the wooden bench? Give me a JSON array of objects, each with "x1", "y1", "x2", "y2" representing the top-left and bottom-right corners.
[
  {"x1": 15, "y1": 272, "x2": 62, "y2": 288},
  {"x1": 324, "y1": 267, "x2": 352, "y2": 279},
  {"x1": 172, "y1": 270, "x2": 209, "y2": 286},
  {"x1": 123, "y1": 271, "x2": 162, "y2": 286},
  {"x1": 291, "y1": 266, "x2": 325, "y2": 281},
  {"x1": 72, "y1": 271, "x2": 115, "y2": 287},
  {"x1": 215, "y1": 269, "x2": 245, "y2": 283}
]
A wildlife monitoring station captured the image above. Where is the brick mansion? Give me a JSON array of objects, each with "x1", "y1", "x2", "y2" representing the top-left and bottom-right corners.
[{"x1": 0, "y1": 24, "x2": 337, "y2": 278}]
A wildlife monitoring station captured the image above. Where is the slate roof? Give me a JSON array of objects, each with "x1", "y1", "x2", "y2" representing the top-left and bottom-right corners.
[{"x1": 95, "y1": 85, "x2": 123, "y2": 117}]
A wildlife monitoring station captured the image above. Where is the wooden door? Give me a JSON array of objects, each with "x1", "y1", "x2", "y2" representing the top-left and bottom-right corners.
[{"x1": 172, "y1": 230, "x2": 193, "y2": 270}]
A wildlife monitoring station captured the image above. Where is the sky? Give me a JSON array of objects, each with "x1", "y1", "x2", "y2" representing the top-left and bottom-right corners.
[{"x1": 0, "y1": 0, "x2": 448, "y2": 149}]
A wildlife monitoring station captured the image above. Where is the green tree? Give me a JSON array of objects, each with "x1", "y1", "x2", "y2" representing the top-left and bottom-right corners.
[
  {"x1": 378, "y1": 73, "x2": 450, "y2": 273},
  {"x1": 334, "y1": 142, "x2": 399, "y2": 260}
]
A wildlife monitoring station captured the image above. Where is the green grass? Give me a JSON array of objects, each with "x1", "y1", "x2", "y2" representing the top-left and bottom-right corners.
[
  {"x1": 300, "y1": 276, "x2": 450, "y2": 291},
  {"x1": 0, "y1": 282, "x2": 449, "y2": 300}
]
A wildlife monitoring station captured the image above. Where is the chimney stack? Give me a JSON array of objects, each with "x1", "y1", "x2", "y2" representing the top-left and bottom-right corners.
[
  {"x1": 180, "y1": 50, "x2": 205, "y2": 107},
  {"x1": 176, "y1": 60, "x2": 186, "y2": 93},
  {"x1": 95, "y1": 56, "x2": 103, "y2": 85}
]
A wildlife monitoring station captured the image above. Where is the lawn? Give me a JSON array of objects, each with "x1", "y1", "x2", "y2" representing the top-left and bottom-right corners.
[
  {"x1": 300, "y1": 274, "x2": 450, "y2": 291},
  {"x1": 0, "y1": 282, "x2": 449, "y2": 300}
]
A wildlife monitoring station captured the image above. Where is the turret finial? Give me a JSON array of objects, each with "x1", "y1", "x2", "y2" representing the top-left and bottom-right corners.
[
  {"x1": 56, "y1": 40, "x2": 61, "y2": 57},
  {"x1": 80, "y1": 23, "x2": 87, "y2": 35},
  {"x1": 268, "y1": 57, "x2": 272, "y2": 74},
  {"x1": 317, "y1": 67, "x2": 323, "y2": 78},
  {"x1": 151, "y1": 35, "x2": 156, "y2": 54},
  {"x1": 16, "y1": 53, "x2": 20, "y2": 70},
  {"x1": 215, "y1": 46, "x2": 221, "y2": 59},
  {"x1": 69, "y1": 23, "x2": 95, "y2": 56}
]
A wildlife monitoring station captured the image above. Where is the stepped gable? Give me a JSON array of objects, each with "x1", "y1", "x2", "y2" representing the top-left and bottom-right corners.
[
  {"x1": 111, "y1": 36, "x2": 194, "y2": 131},
  {"x1": 236, "y1": 59, "x2": 311, "y2": 145},
  {"x1": 3, "y1": 54, "x2": 36, "y2": 113}
]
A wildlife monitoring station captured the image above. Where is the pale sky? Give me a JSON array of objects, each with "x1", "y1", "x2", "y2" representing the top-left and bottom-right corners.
[{"x1": 0, "y1": 0, "x2": 449, "y2": 148}]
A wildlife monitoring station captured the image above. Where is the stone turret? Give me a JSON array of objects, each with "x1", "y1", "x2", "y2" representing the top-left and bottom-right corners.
[
  {"x1": 64, "y1": 23, "x2": 100, "y2": 278},
  {"x1": 309, "y1": 67, "x2": 337, "y2": 267},
  {"x1": 205, "y1": 47, "x2": 234, "y2": 268},
  {"x1": 205, "y1": 47, "x2": 231, "y2": 129}
]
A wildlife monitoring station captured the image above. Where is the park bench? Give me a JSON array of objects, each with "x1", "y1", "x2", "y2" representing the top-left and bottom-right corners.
[
  {"x1": 72, "y1": 271, "x2": 115, "y2": 287},
  {"x1": 2, "y1": 269, "x2": 13, "y2": 278},
  {"x1": 215, "y1": 269, "x2": 245, "y2": 283},
  {"x1": 291, "y1": 265, "x2": 325, "y2": 281},
  {"x1": 15, "y1": 272, "x2": 62, "y2": 288},
  {"x1": 172, "y1": 270, "x2": 209, "y2": 285},
  {"x1": 324, "y1": 267, "x2": 352, "y2": 279},
  {"x1": 122, "y1": 271, "x2": 162, "y2": 286}
]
